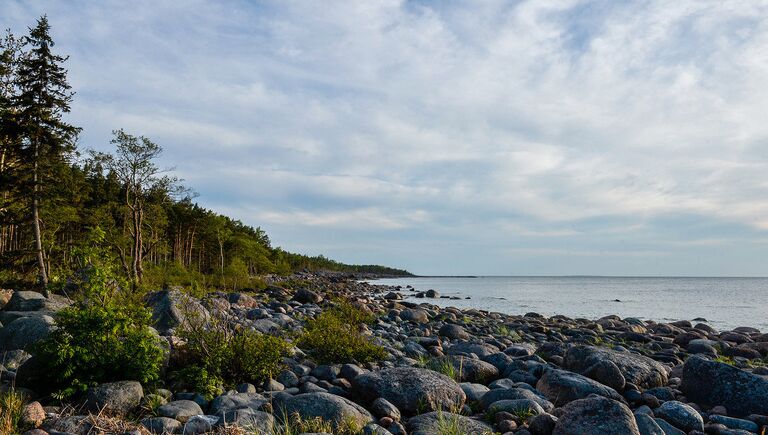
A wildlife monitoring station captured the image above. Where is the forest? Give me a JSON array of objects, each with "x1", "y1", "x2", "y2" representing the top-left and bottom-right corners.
[{"x1": 0, "y1": 16, "x2": 411, "y2": 294}]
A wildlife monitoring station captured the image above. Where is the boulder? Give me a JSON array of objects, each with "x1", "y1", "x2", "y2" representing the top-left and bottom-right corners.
[
  {"x1": 406, "y1": 412, "x2": 493, "y2": 435},
  {"x1": 681, "y1": 355, "x2": 768, "y2": 416},
  {"x1": 352, "y1": 367, "x2": 465, "y2": 413},
  {"x1": 478, "y1": 387, "x2": 553, "y2": 412},
  {"x1": 460, "y1": 383, "x2": 489, "y2": 403},
  {"x1": 654, "y1": 400, "x2": 703, "y2": 433},
  {"x1": 215, "y1": 408, "x2": 274, "y2": 432},
  {"x1": 436, "y1": 355, "x2": 499, "y2": 383},
  {"x1": 182, "y1": 415, "x2": 218, "y2": 434},
  {"x1": 141, "y1": 417, "x2": 183, "y2": 434},
  {"x1": 581, "y1": 359, "x2": 626, "y2": 391},
  {"x1": 0, "y1": 315, "x2": 56, "y2": 352},
  {"x1": 564, "y1": 346, "x2": 668, "y2": 389},
  {"x1": 446, "y1": 342, "x2": 500, "y2": 358},
  {"x1": 157, "y1": 400, "x2": 204, "y2": 423},
  {"x1": 536, "y1": 368, "x2": 624, "y2": 406},
  {"x1": 487, "y1": 398, "x2": 545, "y2": 416},
  {"x1": 209, "y1": 392, "x2": 268, "y2": 415},
  {"x1": 552, "y1": 395, "x2": 640, "y2": 435},
  {"x1": 22, "y1": 401, "x2": 46, "y2": 428},
  {"x1": 400, "y1": 309, "x2": 429, "y2": 323},
  {"x1": 279, "y1": 392, "x2": 372, "y2": 429},
  {"x1": 144, "y1": 290, "x2": 210, "y2": 335},
  {"x1": 293, "y1": 288, "x2": 322, "y2": 304},
  {"x1": 438, "y1": 324, "x2": 469, "y2": 340},
  {"x1": 85, "y1": 381, "x2": 144, "y2": 416},
  {"x1": 4, "y1": 291, "x2": 71, "y2": 312},
  {"x1": 634, "y1": 412, "x2": 665, "y2": 435}
]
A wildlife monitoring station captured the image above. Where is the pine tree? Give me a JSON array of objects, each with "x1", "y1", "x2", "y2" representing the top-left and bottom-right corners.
[{"x1": 14, "y1": 16, "x2": 80, "y2": 294}]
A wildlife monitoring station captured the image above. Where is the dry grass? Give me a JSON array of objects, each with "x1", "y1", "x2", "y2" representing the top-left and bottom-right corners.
[{"x1": 0, "y1": 388, "x2": 26, "y2": 434}]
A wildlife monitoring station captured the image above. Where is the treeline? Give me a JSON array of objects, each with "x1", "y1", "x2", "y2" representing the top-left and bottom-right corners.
[{"x1": 0, "y1": 17, "x2": 410, "y2": 293}]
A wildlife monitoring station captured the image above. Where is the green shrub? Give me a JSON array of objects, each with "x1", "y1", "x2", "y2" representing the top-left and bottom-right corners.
[
  {"x1": 174, "y1": 318, "x2": 290, "y2": 399},
  {"x1": 34, "y1": 228, "x2": 165, "y2": 399},
  {"x1": 297, "y1": 300, "x2": 386, "y2": 364}
]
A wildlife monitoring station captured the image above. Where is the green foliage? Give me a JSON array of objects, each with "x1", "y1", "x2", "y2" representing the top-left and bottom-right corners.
[
  {"x1": 426, "y1": 357, "x2": 463, "y2": 382},
  {"x1": 34, "y1": 228, "x2": 164, "y2": 398},
  {"x1": 273, "y1": 412, "x2": 363, "y2": 435},
  {"x1": 174, "y1": 318, "x2": 290, "y2": 399},
  {"x1": 297, "y1": 300, "x2": 386, "y2": 364}
]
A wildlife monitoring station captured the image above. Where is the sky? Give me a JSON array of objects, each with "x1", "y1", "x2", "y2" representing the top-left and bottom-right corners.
[{"x1": 4, "y1": 0, "x2": 768, "y2": 276}]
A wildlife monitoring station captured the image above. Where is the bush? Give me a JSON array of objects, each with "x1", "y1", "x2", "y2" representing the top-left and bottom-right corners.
[
  {"x1": 297, "y1": 300, "x2": 386, "y2": 364},
  {"x1": 34, "y1": 228, "x2": 165, "y2": 398},
  {"x1": 174, "y1": 318, "x2": 290, "y2": 399}
]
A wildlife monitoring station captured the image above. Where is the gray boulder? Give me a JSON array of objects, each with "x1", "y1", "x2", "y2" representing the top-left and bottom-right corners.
[
  {"x1": 479, "y1": 387, "x2": 553, "y2": 412},
  {"x1": 552, "y1": 395, "x2": 640, "y2": 435},
  {"x1": 446, "y1": 342, "x2": 500, "y2": 358},
  {"x1": 352, "y1": 367, "x2": 465, "y2": 413},
  {"x1": 293, "y1": 288, "x2": 322, "y2": 304},
  {"x1": 634, "y1": 413, "x2": 665, "y2": 435},
  {"x1": 581, "y1": 359, "x2": 626, "y2": 391},
  {"x1": 400, "y1": 309, "x2": 429, "y2": 323},
  {"x1": 564, "y1": 345, "x2": 668, "y2": 389},
  {"x1": 487, "y1": 398, "x2": 545, "y2": 416},
  {"x1": 182, "y1": 415, "x2": 218, "y2": 434},
  {"x1": 279, "y1": 392, "x2": 372, "y2": 429},
  {"x1": 0, "y1": 315, "x2": 55, "y2": 351},
  {"x1": 85, "y1": 381, "x2": 144, "y2": 416},
  {"x1": 157, "y1": 400, "x2": 204, "y2": 423},
  {"x1": 406, "y1": 412, "x2": 493, "y2": 435},
  {"x1": 439, "y1": 324, "x2": 469, "y2": 340},
  {"x1": 435, "y1": 355, "x2": 499, "y2": 383},
  {"x1": 215, "y1": 408, "x2": 274, "y2": 432},
  {"x1": 141, "y1": 417, "x2": 183, "y2": 434},
  {"x1": 536, "y1": 368, "x2": 624, "y2": 406},
  {"x1": 460, "y1": 383, "x2": 489, "y2": 403},
  {"x1": 681, "y1": 355, "x2": 768, "y2": 416},
  {"x1": 4, "y1": 291, "x2": 71, "y2": 312},
  {"x1": 145, "y1": 290, "x2": 210, "y2": 335},
  {"x1": 209, "y1": 392, "x2": 267, "y2": 415},
  {"x1": 654, "y1": 400, "x2": 704, "y2": 432}
]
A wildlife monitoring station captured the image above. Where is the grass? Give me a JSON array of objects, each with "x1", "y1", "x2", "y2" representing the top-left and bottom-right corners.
[
  {"x1": 484, "y1": 403, "x2": 538, "y2": 424},
  {"x1": 433, "y1": 410, "x2": 497, "y2": 435},
  {"x1": 420, "y1": 356, "x2": 464, "y2": 382},
  {"x1": 272, "y1": 411, "x2": 363, "y2": 435},
  {"x1": 713, "y1": 355, "x2": 768, "y2": 368},
  {"x1": 0, "y1": 388, "x2": 26, "y2": 435},
  {"x1": 495, "y1": 325, "x2": 522, "y2": 342}
]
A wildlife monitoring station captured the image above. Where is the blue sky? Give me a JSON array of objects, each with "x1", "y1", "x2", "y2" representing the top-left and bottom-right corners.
[{"x1": 4, "y1": 0, "x2": 768, "y2": 276}]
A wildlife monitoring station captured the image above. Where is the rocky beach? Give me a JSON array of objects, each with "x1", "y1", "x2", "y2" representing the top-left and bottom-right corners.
[{"x1": 2, "y1": 274, "x2": 768, "y2": 434}]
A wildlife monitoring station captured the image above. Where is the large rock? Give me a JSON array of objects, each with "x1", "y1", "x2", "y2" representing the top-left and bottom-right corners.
[
  {"x1": 144, "y1": 290, "x2": 210, "y2": 335},
  {"x1": 141, "y1": 417, "x2": 184, "y2": 434},
  {"x1": 435, "y1": 355, "x2": 499, "y2": 383},
  {"x1": 280, "y1": 392, "x2": 372, "y2": 429},
  {"x1": 353, "y1": 367, "x2": 465, "y2": 413},
  {"x1": 85, "y1": 381, "x2": 144, "y2": 416},
  {"x1": 552, "y1": 395, "x2": 640, "y2": 435},
  {"x1": 564, "y1": 345, "x2": 668, "y2": 389},
  {"x1": 209, "y1": 392, "x2": 267, "y2": 415},
  {"x1": 438, "y1": 324, "x2": 469, "y2": 340},
  {"x1": 681, "y1": 355, "x2": 768, "y2": 416},
  {"x1": 293, "y1": 288, "x2": 322, "y2": 304},
  {"x1": 654, "y1": 400, "x2": 704, "y2": 433},
  {"x1": 4, "y1": 291, "x2": 71, "y2": 312},
  {"x1": 157, "y1": 400, "x2": 204, "y2": 423},
  {"x1": 400, "y1": 309, "x2": 429, "y2": 323},
  {"x1": 478, "y1": 387, "x2": 553, "y2": 412},
  {"x1": 406, "y1": 412, "x2": 493, "y2": 435},
  {"x1": 0, "y1": 315, "x2": 55, "y2": 351},
  {"x1": 215, "y1": 408, "x2": 274, "y2": 432},
  {"x1": 446, "y1": 342, "x2": 500, "y2": 358},
  {"x1": 536, "y1": 368, "x2": 624, "y2": 406}
]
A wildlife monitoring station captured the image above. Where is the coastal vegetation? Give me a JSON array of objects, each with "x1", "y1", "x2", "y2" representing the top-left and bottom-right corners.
[{"x1": 0, "y1": 18, "x2": 410, "y2": 296}]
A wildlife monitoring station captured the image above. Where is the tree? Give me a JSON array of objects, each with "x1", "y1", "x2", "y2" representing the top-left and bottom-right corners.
[
  {"x1": 0, "y1": 30, "x2": 23, "y2": 259},
  {"x1": 91, "y1": 130, "x2": 180, "y2": 287},
  {"x1": 14, "y1": 16, "x2": 79, "y2": 293}
]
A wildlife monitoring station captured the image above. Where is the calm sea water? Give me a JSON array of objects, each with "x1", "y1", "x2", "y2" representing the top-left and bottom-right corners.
[{"x1": 368, "y1": 276, "x2": 768, "y2": 332}]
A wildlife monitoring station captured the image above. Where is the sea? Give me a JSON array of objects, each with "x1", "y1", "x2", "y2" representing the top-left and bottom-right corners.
[{"x1": 367, "y1": 276, "x2": 768, "y2": 332}]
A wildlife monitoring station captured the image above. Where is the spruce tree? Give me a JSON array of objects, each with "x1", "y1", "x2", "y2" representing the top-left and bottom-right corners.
[{"x1": 14, "y1": 16, "x2": 79, "y2": 293}]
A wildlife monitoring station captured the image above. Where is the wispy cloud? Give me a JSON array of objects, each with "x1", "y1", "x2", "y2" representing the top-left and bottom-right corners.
[{"x1": 4, "y1": 0, "x2": 768, "y2": 275}]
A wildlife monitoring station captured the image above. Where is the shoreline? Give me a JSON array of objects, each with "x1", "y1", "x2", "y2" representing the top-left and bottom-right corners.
[{"x1": 2, "y1": 273, "x2": 768, "y2": 434}]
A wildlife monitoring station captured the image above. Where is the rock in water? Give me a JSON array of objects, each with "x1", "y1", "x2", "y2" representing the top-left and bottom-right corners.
[
  {"x1": 352, "y1": 367, "x2": 465, "y2": 413},
  {"x1": 552, "y1": 395, "x2": 640, "y2": 435},
  {"x1": 279, "y1": 392, "x2": 372, "y2": 429},
  {"x1": 406, "y1": 412, "x2": 492, "y2": 435},
  {"x1": 536, "y1": 368, "x2": 625, "y2": 406},
  {"x1": 564, "y1": 345, "x2": 668, "y2": 389},
  {"x1": 85, "y1": 381, "x2": 144, "y2": 416},
  {"x1": 680, "y1": 355, "x2": 768, "y2": 416}
]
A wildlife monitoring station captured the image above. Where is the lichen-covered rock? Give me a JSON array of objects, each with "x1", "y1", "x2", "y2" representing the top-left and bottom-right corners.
[
  {"x1": 564, "y1": 345, "x2": 668, "y2": 389},
  {"x1": 144, "y1": 289, "x2": 210, "y2": 335},
  {"x1": 352, "y1": 367, "x2": 465, "y2": 413},
  {"x1": 552, "y1": 395, "x2": 640, "y2": 435},
  {"x1": 85, "y1": 381, "x2": 144, "y2": 416},
  {"x1": 0, "y1": 315, "x2": 55, "y2": 352},
  {"x1": 681, "y1": 355, "x2": 768, "y2": 416},
  {"x1": 536, "y1": 368, "x2": 624, "y2": 406}
]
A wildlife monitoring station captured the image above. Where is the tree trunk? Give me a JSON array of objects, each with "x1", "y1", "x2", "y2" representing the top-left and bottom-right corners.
[{"x1": 32, "y1": 141, "x2": 48, "y2": 295}]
